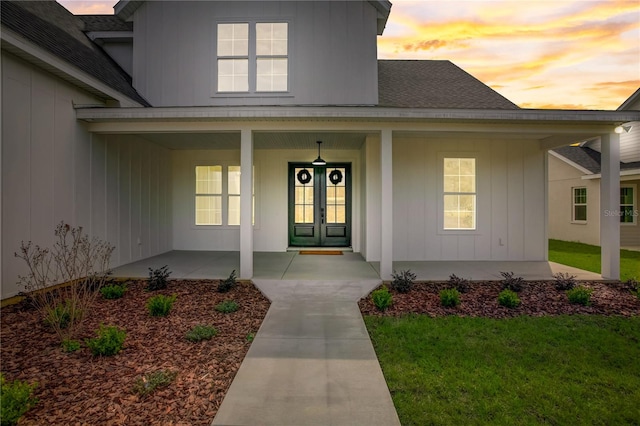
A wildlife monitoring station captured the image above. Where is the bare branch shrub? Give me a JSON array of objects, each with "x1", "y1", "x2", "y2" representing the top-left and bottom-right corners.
[{"x1": 14, "y1": 222, "x2": 114, "y2": 343}]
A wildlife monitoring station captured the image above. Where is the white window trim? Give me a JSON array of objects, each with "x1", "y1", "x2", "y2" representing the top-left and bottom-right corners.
[
  {"x1": 571, "y1": 186, "x2": 587, "y2": 224},
  {"x1": 213, "y1": 19, "x2": 291, "y2": 96},
  {"x1": 437, "y1": 152, "x2": 479, "y2": 234},
  {"x1": 620, "y1": 183, "x2": 637, "y2": 226}
]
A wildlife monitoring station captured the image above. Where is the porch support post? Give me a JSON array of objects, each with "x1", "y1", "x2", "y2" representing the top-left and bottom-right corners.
[
  {"x1": 380, "y1": 129, "x2": 393, "y2": 280},
  {"x1": 600, "y1": 132, "x2": 620, "y2": 280},
  {"x1": 240, "y1": 128, "x2": 253, "y2": 279}
]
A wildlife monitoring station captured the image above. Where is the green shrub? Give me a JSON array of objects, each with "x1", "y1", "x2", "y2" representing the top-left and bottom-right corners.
[
  {"x1": 185, "y1": 325, "x2": 218, "y2": 342},
  {"x1": 390, "y1": 270, "x2": 417, "y2": 293},
  {"x1": 147, "y1": 294, "x2": 177, "y2": 317},
  {"x1": 625, "y1": 279, "x2": 640, "y2": 299},
  {"x1": 500, "y1": 271, "x2": 525, "y2": 292},
  {"x1": 85, "y1": 324, "x2": 126, "y2": 356},
  {"x1": 43, "y1": 299, "x2": 82, "y2": 331},
  {"x1": 133, "y1": 370, "x2": 177, "y2": 397},
  {"x1": 440, "y1": 288, "x2": 461, "y2": 307},
  {"x1": 448, "y1": 274, "x2": 470, "y2": 293},
  {"x1": 61, "y1": 339, "x2": 81, "y2": 353},
  {"x1": 100, "y1": 282, "x2": 127, "y2": 299},
  {"x1": 218, "y1": 270, "x2": 237, "y2": 293},
  {"x1": 215, "y1": 300, "x2": 239, "y2": 313},
  {"x1": 553, "y1": 272, "x2": 577, "y2": 291},
  {"x1": 498, "y1": 289, "x2": 521, "y2": 308},
  {"x1": 246, "y1": 333, "x2": 255, "y2": 343},
  {"x1": 0, "y1": 373, "x2": 38, "y2": 426},
  {"x1": 147, "y1": 265, "x2": 171, "y2": 291},
  {"x1": 567, "y1": 286, "x2": 593, "y2": 306},
  {"x1": 371, "y1": 286, "x2": 393, "y2": 311}
]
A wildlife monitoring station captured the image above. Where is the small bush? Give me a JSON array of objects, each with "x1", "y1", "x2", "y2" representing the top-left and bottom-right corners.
[
  {"x1": 624, "y1": 279, "x2": 640, "y2": 298},
  {"x1": 85, "y1": 324, "x2": 126, "y2": 356},
  {"x1": 43, "y1": 300, "x2": 76, "y2": 330},
  {"x1": 246, "y1": 333, "x2": 255, "y2": 343},
  {"x1": 218, "y1": 270, "x2": 237, "y2": 293},
  {"x1": 500, "y1": 271, "x2": 524, "y2": 292},
  {"x1": 371, "y1": 286, "x2": 393, "y2": 311},
  {"x1": 553, "y1": 272, "x2": 577, "y2": 291},
  {"x1": 186, "y1": 325, "x2": 218, "y2": 342},
  {"x1": 390, "y1": 269, "x2": 416, "y2": 293},
  {"x1": 147, "y1": 294, "x2": 177, "y2": 317},
  {"x1": 100, "y1": 282, "x2": 127, "y2": 299},
  {"x1": 448, "y1": 274, "x2": 470, "y2": 293},
  {"x1": 440, "y1": 288, "x2": 461, "y2": 307},
  {"x1": 147, "y1": 265, "x2": 171, "y2": 291},
  {"x1": 133, "y1": 370, "x2": 177, "y2": 397},
  {"x1": 567, "y1": 286, "x2": 593, "y2": 306},
  {"x1": 215, "y1": 300, "x2": 239, "y2": 313},
  {"x1": 0, "y1": 373, "x2": 38, "y2": 426},
  {"x1": 498, "y1": 289, "x2": 521, "y2": 308},
  {"x1": 61, "y1": 339, "x2": 81, "y2": 353}
]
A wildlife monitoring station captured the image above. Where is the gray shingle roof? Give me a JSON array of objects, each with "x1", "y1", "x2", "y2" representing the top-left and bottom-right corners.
[
  {"x1": 552, "y1": 146, "x2": 640, "y2": 174},
  {"x1": 378, "y1": 60, "x2": 519, "y2": 109},
  {"x1": 79, "y1": 15, "x2": 133, "y2": 32},
  {"x1": 1, "y1": 1, "x2": 148, "y2": 106}
]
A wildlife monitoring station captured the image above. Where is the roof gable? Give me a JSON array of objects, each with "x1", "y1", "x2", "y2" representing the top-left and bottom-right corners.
[
  {"x1": 552, "y1": 145, "x2": 640, "y2": 174},
  {"x1": 377, "y1": 60, "x2": 519, "y2": 109}
]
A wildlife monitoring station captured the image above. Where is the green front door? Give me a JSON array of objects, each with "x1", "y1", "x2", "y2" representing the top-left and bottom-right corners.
[{"x1": 289, "y1": 163, "x2": 351, "y2": 247}]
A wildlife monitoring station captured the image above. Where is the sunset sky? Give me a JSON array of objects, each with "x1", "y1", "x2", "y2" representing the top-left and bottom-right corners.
[{"x1": 59, "y1": 0, "x2": 640, "y2": 110}]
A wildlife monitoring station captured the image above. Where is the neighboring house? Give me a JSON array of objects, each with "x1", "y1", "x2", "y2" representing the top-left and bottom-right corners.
[
  {"x1": 2, "y1": 0, "x2": 638, "y2": 299},
  {"x1": 549, "y1": 88, "x2": 640, "y2": 250}
]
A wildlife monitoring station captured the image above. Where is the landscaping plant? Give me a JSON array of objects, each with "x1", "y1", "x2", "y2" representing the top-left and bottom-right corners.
[
  {"x1": 147, "y1": 265, "x2": 171, "y2": 291},
  {"x1": 371, "y1": 286, "x2": 393, "y2": 311},
  {"x1": 390, "y1": 269, "x2": 417, "y2": 293},
  {"x1": 498, "y1": 289, "x2": 521, "y2": 308},
  {"x1": 215, "y1": 300, "x2": 239, "y2": 313},
  {"x1": 553, "y1": 272, "x2": 576, "y2": 291},
  {"x1": 217, "y1": 270, "x2": 237, "y2": 293},
  {"x1": 147, "y1": 294, "x2": 177, "y2": 317},
  {"x1": 100, "y1": 282, "x2": 128, "y2": 299},
  {"x1": 185, "y1": 325, "x2": 218, "y2": 342},
  {"x1": 625, "y1": 279, "x2": 640, "y2": 299},
  {"x1": 85, "y1": 324, "x2": 126, "y2": 356},
  {"x1": 0, "y1": 373, "x2": 38, "y2": 426},
  {"x1": 14, "y1": 222, "x2": 114, "y2": 343},
  {"x1": 61, "y1": 339, "x2": 81, "y2": 353},
  {"x1": 440, "y1": 288, "x2": 461, "y2": 307},
  {"x1": 500, "y1": 271, "x2": 524, "y2": 292},
  {"x1": 133, "y1": 370, "x2": 177, "y2": 397},
  {"x1": 566, "y1": 286, "x2": 593, "y2": 306},
  {"x1": 448, "y1": 273, "x2": 470, "y2": 293}
]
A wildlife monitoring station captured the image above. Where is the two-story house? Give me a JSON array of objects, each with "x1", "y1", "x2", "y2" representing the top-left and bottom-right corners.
[{"x1": 2, "y1": 0, "x2": 638, "y2": 299}]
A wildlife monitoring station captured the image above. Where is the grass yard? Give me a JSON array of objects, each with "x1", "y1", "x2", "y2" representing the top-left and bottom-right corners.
[
  {"x1": 549, "y1": 239, "x2": 640, "y2": 281},
  {"x1": 366, "y1": 315, "x2": 640, "y2": 425}
]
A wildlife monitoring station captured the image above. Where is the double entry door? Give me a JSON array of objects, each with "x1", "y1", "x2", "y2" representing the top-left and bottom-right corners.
[{"x1": 288, "y1": 163, "x2": 351, "y2": 247}]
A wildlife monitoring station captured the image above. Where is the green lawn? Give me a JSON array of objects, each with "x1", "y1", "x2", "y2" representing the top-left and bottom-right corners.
[
  {"x1": 549, "y1": 239, "x2": 640, "y2": 281},
  {"x1": 366, "y1": 315, "x2": 640, "y2": 426}
]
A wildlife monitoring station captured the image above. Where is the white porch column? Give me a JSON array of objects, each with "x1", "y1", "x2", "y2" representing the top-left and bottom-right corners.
[
  {"x1": 380, "y1": 129, "x2": 393, "y2": 280},
  {"x1": 600, "y1": 132, "x2": 620, "y2": 280},
  {"x1": 240, "y1": 128, "x2": 253, "y2": 279}
]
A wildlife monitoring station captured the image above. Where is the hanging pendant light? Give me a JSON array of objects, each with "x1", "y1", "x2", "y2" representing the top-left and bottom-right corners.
[{"x1": 312, "y1": 140, "x2": 327, "y2": 166}]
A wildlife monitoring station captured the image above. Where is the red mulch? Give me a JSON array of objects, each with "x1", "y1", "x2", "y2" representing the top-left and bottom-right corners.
[
  {"x1": 1, "y1": 280, "x2": 270, "y2": 426},
  {"x1": 359, "y1": 281, "x2": 640, "y2": 318}
]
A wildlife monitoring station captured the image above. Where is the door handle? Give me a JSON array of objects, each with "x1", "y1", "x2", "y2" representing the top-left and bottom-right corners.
[{"x1": 321, "y1": 207, "x2": 325, "y2": 224}]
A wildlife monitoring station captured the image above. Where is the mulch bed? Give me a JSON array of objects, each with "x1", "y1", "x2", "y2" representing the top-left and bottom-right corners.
[
  {"x1": 1, "y1": 280, "x2": 270, "y2": 426},
  {"x1": 359, "y1": 281, "x2": 640, "y2": 318}
]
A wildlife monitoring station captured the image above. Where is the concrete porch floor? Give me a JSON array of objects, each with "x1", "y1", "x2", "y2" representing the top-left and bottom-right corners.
[{"x1": 110, "y1": 250, "x2": 604, "y2": 281}]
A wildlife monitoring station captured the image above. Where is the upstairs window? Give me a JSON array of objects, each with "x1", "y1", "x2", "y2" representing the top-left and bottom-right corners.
[
  {"x1": 217, "y1": 22, "x2": 288, "y2": 93},
  {"x1": 572, "y1": 187, "x2": 587, "y2": 222},
  {"x1": 443, "y1": 158, "x2": 476, "y2": 230}
]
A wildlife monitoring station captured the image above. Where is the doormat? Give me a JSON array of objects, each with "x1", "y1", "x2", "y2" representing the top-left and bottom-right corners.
[{"x1": 299, "y1": 250, "x2": 343, "y2": 255}]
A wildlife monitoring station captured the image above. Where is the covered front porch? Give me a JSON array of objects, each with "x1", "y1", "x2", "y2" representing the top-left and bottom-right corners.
[{"x1": 110, "y1": 250, "x2": 603, "y2": 281}]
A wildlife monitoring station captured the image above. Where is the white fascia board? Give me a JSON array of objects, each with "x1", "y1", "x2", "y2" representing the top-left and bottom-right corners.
[
  {"x1": 582, "y1": 169, "x2": 640, "y2": 180},
  {"x1": 548, "y1": 150, "x2": 594, "y2": 175},
  {"x1": 1, "y1": 27, "x2": 142, "y2": 108}
]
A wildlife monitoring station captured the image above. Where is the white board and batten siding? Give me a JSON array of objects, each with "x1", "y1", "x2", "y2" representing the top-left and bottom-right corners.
[
  {"x1": 1, "y1": 53, "x2": 172, "y2": 299},
  {"x1": 392, "y1": 138, "x2": 547, "y2": 261},
  {"x1": 131, "y1": 1, "x2": 379, "y2": 107}
]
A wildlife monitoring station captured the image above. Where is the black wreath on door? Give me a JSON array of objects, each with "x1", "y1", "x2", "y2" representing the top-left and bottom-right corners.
[
  {"x1": 297, "y1": 169, "x2": 312, "y2": 185},
  {"x1": 329, "y1": 169, "x2": 343, "y2": 185}
]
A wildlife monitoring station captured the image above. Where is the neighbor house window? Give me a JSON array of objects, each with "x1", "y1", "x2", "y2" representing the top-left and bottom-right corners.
[
  {"x1": 217, "y1": 22, "x2": 288, "y2": 93},
  {"x1": 443, "y1": 158, "x2": 476, "y2": 230},
  {"x1": 195, "y1": 166, "x2": 222, "y2": 225},
  {"x1": 572, "y1": 187, "x2": 587, "y2": 222},
  {"x1": 620, "y1": 186, "x2": 636, "y2": 224}
]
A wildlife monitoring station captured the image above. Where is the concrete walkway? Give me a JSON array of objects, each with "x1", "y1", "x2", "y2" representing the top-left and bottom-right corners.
[{"x1": 211, "y1": 280, "x2": 401, "y2": 426}]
